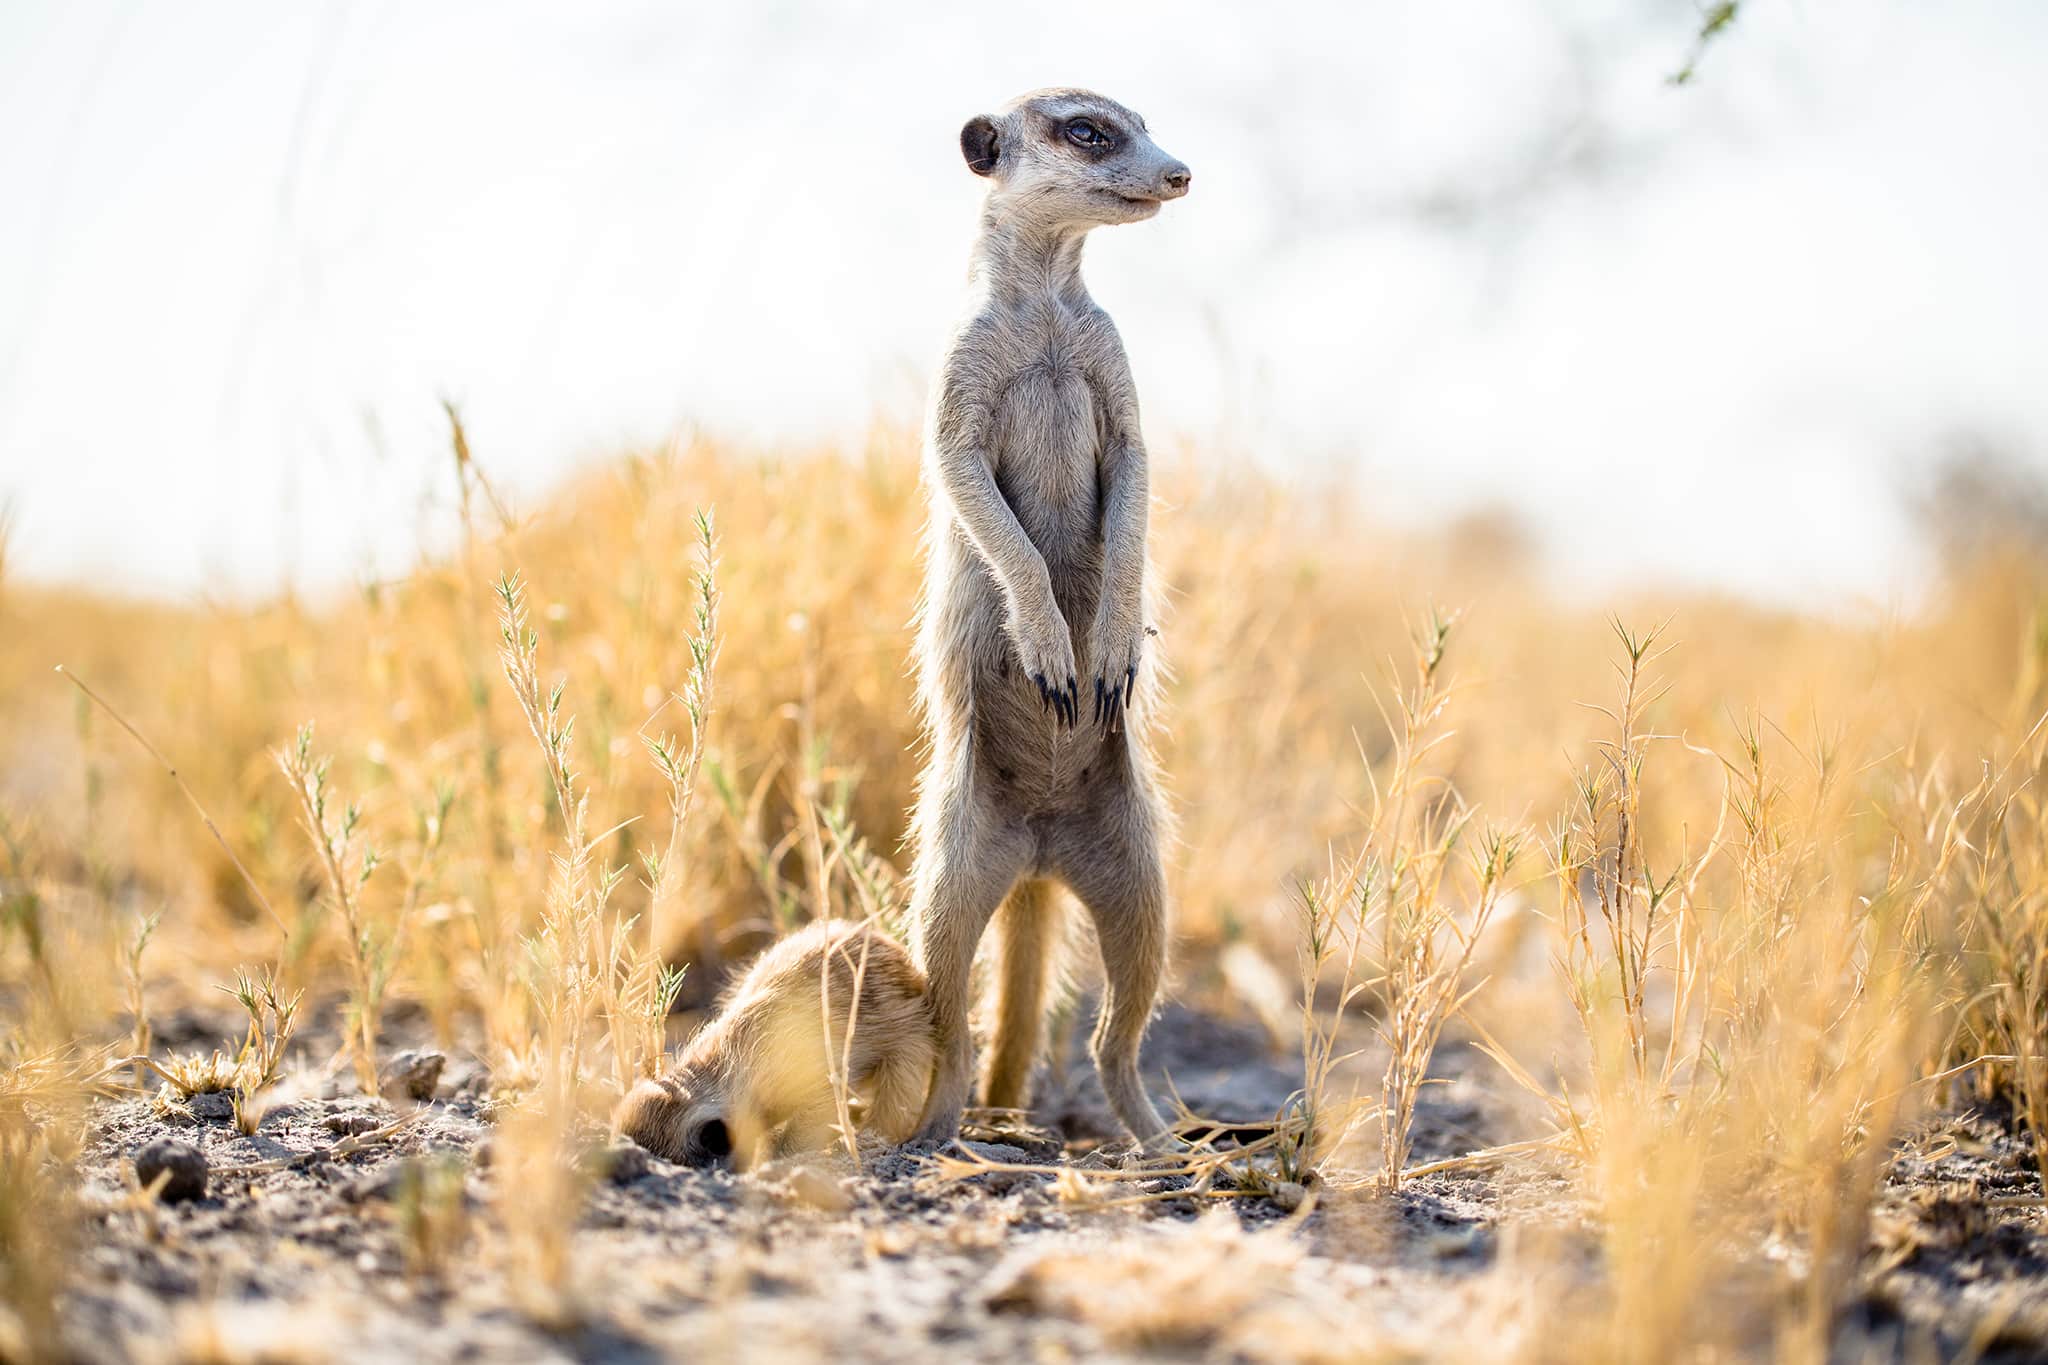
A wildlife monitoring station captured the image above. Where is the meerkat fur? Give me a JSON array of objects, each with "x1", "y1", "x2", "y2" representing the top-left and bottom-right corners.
[
  {"x1": 908, "y1": 88, "x2": 1191, "y2": 1149},
  {"x1": 615, "y1": 920, "x2": 935, "y2": 1169}
]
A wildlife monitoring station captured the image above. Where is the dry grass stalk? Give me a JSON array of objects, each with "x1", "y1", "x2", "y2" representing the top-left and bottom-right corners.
[
  {"x1": 53, "y1": 665, "x2": 288, "y2": 938},
  {"x1": 641, "y1": 507, "x2": 722, "y2": 963},
  {"x1": 277, "y1": 726, "x2": 391, "y2": 1095},
  {"x1": 120, "y1": 910, "x2": 160, "y2": 1091},
  {"x1": 821, "y1": 922, "x2": 876, "y2": 1169}
]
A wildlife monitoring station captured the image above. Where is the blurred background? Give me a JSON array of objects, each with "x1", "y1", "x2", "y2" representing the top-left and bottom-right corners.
[{"x1": 3, "y1": 0, "x2": 2043, "y2": 607}]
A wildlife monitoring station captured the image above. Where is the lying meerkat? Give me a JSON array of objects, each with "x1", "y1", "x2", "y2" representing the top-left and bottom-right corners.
[
  {"x1": 615, "y1": 920, "x2": 934, "y2": 1169},
  {"x1": 909, "y1": 88, "x2": 1191, "y2": 1149}
]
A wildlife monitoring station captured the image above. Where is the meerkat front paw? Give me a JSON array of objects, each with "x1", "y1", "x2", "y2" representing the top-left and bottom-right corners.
[
  {"x1": 1086, "y1": 619, "x2": 1149, "y2": 730},
  {"x1": 1008, "y1": 598, "x2": 1079, "y2": 728}
]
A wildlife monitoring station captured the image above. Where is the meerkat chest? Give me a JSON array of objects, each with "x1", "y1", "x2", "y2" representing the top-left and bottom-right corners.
[{"x1": 987, "y1": 337, "x2": 1108, "y2": 557}]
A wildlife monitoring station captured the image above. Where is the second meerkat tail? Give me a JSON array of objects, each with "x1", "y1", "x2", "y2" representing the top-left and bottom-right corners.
[{"x1": 981, "y1": 878, "x2": 1064, "y2": 1112}]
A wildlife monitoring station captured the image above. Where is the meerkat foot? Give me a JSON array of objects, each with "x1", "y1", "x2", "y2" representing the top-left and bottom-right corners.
[
  {"x1": 1140, "y1": 1126, "x2": 1189, "y2": 1158},
  {"x1": 909, "y1": 1115, "x2": 962, "y2": 1146}
]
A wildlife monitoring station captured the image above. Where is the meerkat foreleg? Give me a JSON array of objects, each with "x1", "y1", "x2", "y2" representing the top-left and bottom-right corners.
[
  {"x1": 931, "y1": 438, "x2": 1081, "y2": 725},
  {"x1": 1085, "y1": 437, "x2": 1150, "y2": 731}
]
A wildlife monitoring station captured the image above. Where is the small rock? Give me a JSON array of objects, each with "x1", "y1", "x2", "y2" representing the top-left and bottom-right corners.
[
  {"x1": 774, "y1": 1164, "x2": 853, "y2": 1213},
  {"x1": 343, "y1": 1165, "x2": 407, "y2": 1204},
  {"x1": 983, "y1": 1168, "x2": 1044, "y2": 1196},
  {"x1": 188, "y1": 1091, "x2": 236, "y2": 1122},
  {"x1": 444, "y1": 1058, "x2": 492, "y2": 1098},
  {"x1": 1429, "y1": 1226, "x2": 1485, "y2": 1259},
  {"x1": 135, "y1": 1138, "x2": 208, "y2": 1203},
  {"x1": 379, "y1": 1049, "x2": 445, "y2": 1101},
  {"x1": 1270, "y1": 1180, "x2": 1308, "y2": 1212},
  {"x1": 322, "y1": 1112, "x2": 383, "y2": 1136},
  {"x1": 602, "y1": 1141, "x2": 650, "y2": 1185}
]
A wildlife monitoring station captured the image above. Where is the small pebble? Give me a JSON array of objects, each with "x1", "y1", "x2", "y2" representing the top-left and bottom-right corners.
[
  {"x1": 135, "y1": 1138, "x2": 208, "y2": 1203},
  {"x1": 189, "y1": 1091, "x2": 236, "y2": 1122},
  {"x1": 343, "y1": 1166, "x2": 406, "y2": 1204},
  {"x1": 379, "y1": 1049, "x2": 446, "y2": 1101},
  {"x1": 603, "y1": 1142, "x2": 651, "y2": 1185},
  {"x1": 777, "y1": 1165, "x2": 854, "y2": 1213},
  {"x1": 322, "y1": 1112, "x2": 383, "y2": 1136}
]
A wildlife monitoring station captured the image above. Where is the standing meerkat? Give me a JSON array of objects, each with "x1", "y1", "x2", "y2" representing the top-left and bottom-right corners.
[
  {"x1": 616, "y1": 920, "x2": 935, "y2": 1169},
  {"x1": 908, "y1": 88, "x2": 1191, "y2": 1148}
]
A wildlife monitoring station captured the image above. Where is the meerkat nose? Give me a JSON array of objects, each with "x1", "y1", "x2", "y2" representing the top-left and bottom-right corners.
[{"x1": 1159, "y1": 163, "x2": 1192, "y2": 197}]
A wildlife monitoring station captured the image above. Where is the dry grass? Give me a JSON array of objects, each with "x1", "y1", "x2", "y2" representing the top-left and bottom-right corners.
[{"x1": 6, "y1": 421, "x2": 2048, "y2": 1357}]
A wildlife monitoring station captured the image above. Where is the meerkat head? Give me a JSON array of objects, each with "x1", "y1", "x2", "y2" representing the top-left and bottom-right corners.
[
  {"x1": 614, "y1": 1074, "x2": 738, "y2": 1168},
  {"x1": 960, "y1": 88, "x2": 1190, "y2": 230}
]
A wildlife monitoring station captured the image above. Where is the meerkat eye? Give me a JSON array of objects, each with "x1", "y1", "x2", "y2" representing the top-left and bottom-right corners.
[{"x1": 1065, "y1": 119, "x2": 1111, "y2": 148}]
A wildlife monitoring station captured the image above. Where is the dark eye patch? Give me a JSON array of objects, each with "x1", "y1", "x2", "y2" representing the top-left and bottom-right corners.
[{"x1": 1063, "y1": 118, "x2": 1116, "y2": 151}]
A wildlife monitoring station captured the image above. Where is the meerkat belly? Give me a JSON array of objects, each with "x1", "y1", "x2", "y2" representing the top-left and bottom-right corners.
[
  {"x1": 973, "y1": 363, "x2": 1112, "y2": 807},
  {"x1": 990, "y1": 363, "x2": 1105, "y2": 617}
]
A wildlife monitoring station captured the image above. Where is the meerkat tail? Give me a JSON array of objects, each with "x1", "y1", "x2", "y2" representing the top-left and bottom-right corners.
[{"x1": 982, "y1": 878, "x2": 1065, "y2": 1112}]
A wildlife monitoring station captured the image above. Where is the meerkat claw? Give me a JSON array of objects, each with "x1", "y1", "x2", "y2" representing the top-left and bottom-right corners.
[{"x1": 1093, "y1": 674, "x2": 1122, "y2": 731}]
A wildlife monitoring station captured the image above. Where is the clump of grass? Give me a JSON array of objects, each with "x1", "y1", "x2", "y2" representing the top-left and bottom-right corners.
[
  {"x1": 0, "y1": 1120, "x2": 74, "y2": 1360},
  {"x1": 1287, "y1": 609, "x2": 1516, "y2": 1188},
  {"x1": 0, "y1": 1040, "x2": 115, "y2": 1357},
  {"x1": 491, "y1": 566, "x2": 711, "y2": 1317},
  {"x1": 1936, "y1": 713, "x2": 2048, "y2": 1178},
  {"x1": 495, "y1": 571, "x2": 680, "y2": 1095},
  {"x1": 0, "y1": 812, "x2": 64, "y2": 1035},
  {"x1": 140, "y1": 968, "x2": 301, "y2": 1126}
]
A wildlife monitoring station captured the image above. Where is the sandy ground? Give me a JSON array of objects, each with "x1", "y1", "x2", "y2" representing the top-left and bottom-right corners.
[{"x1": 47, "y1": 1001, "x2": 2048, "y2": 1364}]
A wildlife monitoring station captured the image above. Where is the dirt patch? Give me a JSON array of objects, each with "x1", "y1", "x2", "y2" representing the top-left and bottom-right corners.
[{"x1": 41, "y1": 1004, "x2": 2048, "y2": 1363}]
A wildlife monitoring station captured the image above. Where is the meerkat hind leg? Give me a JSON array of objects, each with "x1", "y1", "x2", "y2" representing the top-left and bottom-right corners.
[
  {"x1": 909, "y1": 801, "x2": 1031, "y2": 1144},
  {"x1": 982, "y1": 877, "x2": 1062, "y2": 1113},
  {"x1": 1057, "y1": 807, "x2": 1176, "y2": 1151}
]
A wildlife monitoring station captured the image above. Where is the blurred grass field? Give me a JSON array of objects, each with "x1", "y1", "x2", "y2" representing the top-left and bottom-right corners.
[{"x1": 8, "y1": 424, "x2": 2048, "y2": 1358}]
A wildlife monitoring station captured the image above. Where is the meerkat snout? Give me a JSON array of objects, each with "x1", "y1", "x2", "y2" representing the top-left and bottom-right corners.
[{"x1": 686, "y1": 1116, "x2": 732, "y2": 1163}]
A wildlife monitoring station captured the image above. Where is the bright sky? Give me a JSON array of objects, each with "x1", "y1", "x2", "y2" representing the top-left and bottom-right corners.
[{"x1": 2, "y1": 1, "x2": 2044, "y2": 606}]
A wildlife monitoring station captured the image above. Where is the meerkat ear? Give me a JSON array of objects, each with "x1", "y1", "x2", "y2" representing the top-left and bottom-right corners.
[{"x1": 960, "y1": 115, "x2": 1000, "y2": 176}]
